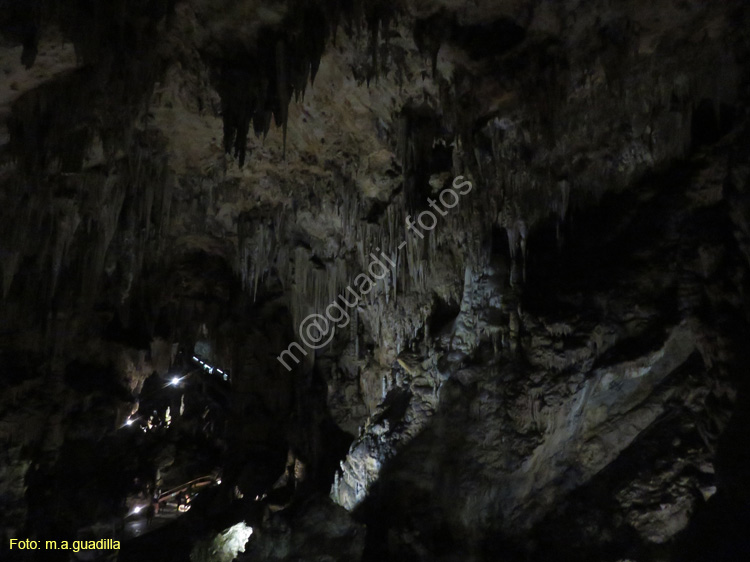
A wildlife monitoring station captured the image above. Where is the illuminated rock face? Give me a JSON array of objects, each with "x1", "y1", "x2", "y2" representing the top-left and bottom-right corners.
[
  {"x1": 191, "y1": 521, "x2": 254, "y2": 562},
  {"x1": 1, "y1": 1, "x2": 750, "y2": 561}
]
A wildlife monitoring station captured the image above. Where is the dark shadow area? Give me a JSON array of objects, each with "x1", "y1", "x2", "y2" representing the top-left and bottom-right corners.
[
  {"x1": 690, "y1": 98, "x2": 739, "y2": 151},
  {"x1": 451, "y1": 18, "x2": 526, "y2": 60},
  {"x1": 672, "y1": 315, "x2": 750, "y2": 562},
  {"x1": 427, "y1": 295, "x2": 461, "y2": 337},
  {"x1": 523, "y1": 161, "x2": 700, "y2": 319},
  {"x1": 64, "y1": 360, "x2": 133, "y2": 399}
]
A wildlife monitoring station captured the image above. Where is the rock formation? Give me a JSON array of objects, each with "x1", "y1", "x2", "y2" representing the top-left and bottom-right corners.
[{"x1": 1, "y1": 0, "x2": 750, "y2": 561}]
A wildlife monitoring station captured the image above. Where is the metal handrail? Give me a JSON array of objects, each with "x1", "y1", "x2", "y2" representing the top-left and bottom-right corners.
[{"x1": 157, "y1": 475, "x2": 216, "y2": 503}]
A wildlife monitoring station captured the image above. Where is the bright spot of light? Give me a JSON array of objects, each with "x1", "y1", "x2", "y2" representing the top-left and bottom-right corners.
[
  {"x1": 125, "y1": 418, "x2": 134, "y2": 426},
  {"x1": 195, "y1": 522, "x2": 253, "y2": 561},
  {"x1": 170, "y1": 376, "x2": 180, "y2": 386},
  {"x1": 223, "y1": 374, "x2": 228, "y2": 381},
  {"x1": 132, "y1": 506, "x2": 142, "y2": 514}
]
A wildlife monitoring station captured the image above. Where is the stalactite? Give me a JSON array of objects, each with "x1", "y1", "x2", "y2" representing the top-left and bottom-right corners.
[
  {"x1": 366, "y1": 13, "x2": 379, "y2": 85},
  {"x1": 559, "y1": 179, "x2": 570, "y2": 222},
  {"x1": 390, "y1": 249, "x2": 398, "y2": 302},
  {"x1": 507, "y1": 224, "x2": 518, "y2": 261},
  {"x1": 332, "y1": 470, "x2": 340, "y2": 500},
  {"x1": 50, "y1": 202, "x2": 81, "y2": 298},
  {"x1": 351, "y1": 307, "x2": 359, "y2": 358},
  {"x1": 275, "y1": 40, "x2": 289, "y2": 159},
  {"x1": 428, "y1": 226, "x2": 437, "y2": 264},
  {"x1": 518, "y1": 220, "x2": 528, "y2": 283},
  {"x1": 237, "y1": 214, "x2": 282, "y2": 301},
  {"x1": 1, "y1": 251, "x2": 20, "y2": 299},
  {"x1": 215, "y1": 0, "x2": 403, "y2": 165}
]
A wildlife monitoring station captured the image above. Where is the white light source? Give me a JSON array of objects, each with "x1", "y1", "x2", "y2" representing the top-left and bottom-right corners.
[
  {"x1": 170, "y1": 376, "x2": 180, "y2": 386},
  {"x1": 133, "y1": 506, "x2": 142, "y2": 514},
  {"x1": 125, "y1": 418, "x2": 134, "y2": 426}
]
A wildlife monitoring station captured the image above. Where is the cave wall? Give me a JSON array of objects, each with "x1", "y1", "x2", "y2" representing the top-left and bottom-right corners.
[{"x1": 1, "y1": 0, "x2": 750, "y2": 561}]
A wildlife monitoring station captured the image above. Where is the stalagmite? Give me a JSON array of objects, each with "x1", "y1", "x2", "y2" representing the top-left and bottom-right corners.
[{"x1": 518, "y1": 220, "x2": 528, "y2": 283}]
